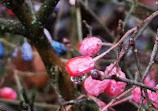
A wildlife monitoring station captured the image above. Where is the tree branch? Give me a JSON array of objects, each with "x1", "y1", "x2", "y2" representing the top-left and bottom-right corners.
[
  {"x1": 36, "y1": 0, "x2": 59, "y2": 26},
  {"x1": 0, "y1": 18, "x2": 25, "y2": 36}
]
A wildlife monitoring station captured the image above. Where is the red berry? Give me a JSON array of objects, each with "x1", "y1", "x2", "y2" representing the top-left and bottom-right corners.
[
  {"x1": 84, "y1": 74, "x2": 109, "y2": 96},
  {"x1": 0, "y1": 87, "x2": 17, "y2": 100},
  {"x1": 104, "y1": 64, "x2": 126, "y2": 96},
  {"x1": 80, "y1": 36, "x2": 102, "y2": 56},
  {"x1": 8, "y1": 9, "x2": 15, "y2": 15},
  {"x1": 66, "y1": 56, "x2": 94, "y2": 77}
]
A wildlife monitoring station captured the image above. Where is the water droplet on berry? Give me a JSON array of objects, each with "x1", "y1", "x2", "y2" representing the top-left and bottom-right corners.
[{"x1": 70, "y1": 75, "x2": 86, "y2": 84}]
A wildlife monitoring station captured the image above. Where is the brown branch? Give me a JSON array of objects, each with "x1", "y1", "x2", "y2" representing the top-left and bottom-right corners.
[
  {"x1": 0, "y1": 0, "x2": 76, "y2": 100},
  {"x1": 36, "y1": 0, "x2": 59, "y2": 26}
]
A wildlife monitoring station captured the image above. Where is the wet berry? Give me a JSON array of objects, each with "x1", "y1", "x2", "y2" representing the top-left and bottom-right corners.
[
  {"x1": 84, "y1": 72, "x2": 109, "y2": 96},
  {"x1": 66, "y1": 56, "x2": 94, "y2": 77},
  {"x1": 80, "y1": 36, "x2": 102, "y2": 56}
]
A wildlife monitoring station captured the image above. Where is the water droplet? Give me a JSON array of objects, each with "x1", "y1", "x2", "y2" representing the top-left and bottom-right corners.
[{"x1": 70, "y1": 75, "x2": 86, "y2": 84}]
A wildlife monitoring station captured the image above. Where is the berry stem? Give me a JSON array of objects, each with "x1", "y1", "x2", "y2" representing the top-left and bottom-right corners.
[
  {"x1": 98, "y1": 42, "x2": 115, "y2": 46},
  {"x1": 93, "y1": 10, "x2": 158, "y2": 62},
  {"x1": 93, "y1": 28, "x2": 136, "y2": 62},
  {"x1": 101, "y1": 87, "x2": 134, "y2": 111}
]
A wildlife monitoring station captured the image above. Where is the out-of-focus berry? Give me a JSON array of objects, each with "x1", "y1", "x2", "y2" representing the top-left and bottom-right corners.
[
  {"x1": 21, "y1": 41, "x2": 33, "y2": 62},
  {"x1": 12, "y1": 47, "x2": 19, "y2": 58},
  {"x1": 144, "y1": 76, "x2": 155, "y2": 87},
  {"x1": 66, "y1": 56, "x2": 94, "y2": 77},
  {"x1": 0, "y1": 87, "x2": 17, "y2": 100},
  {"x1": 0, "y1": 41, "x2": 4, "y2": 58},
  {"x1": 69, "y1": 0, "x2": 76, "y2": 6},
  {"x1": 8, "y1": 9, "x2": 14, "y2": 15},
  {"x1": 44, "y1": 28, "x2": 53, "y2": 43},
  {"x1": 80, "y1": 37, "x2": 102, "y2": 56},
  {"x1": 51, "y1": 40, "x2": 67, "y2": 56}
]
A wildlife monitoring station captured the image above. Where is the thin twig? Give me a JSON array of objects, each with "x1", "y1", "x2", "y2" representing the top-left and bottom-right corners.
[
  {"x1": 14, "y1": 70, "x2": 24, "y2": 101},
  {"x1": 142, "y1": 29, "x2": 158, "y2": 82},
  {"x1": 101, "y1": 75, "x2": 158, "y2": 92},
  {"x1": 78, "y1": 0, "x2": 114, "y2": 41},
  {"x1": 83, "y1": 20, "x2": 93, "y2": 36},
  {"x1": 76, "y1": 5, "x2": 83, "y2": 43},
  {"x1": 93, "y1": 10, "x2": 158, "y2": 62},
  {"x1": 0, "y1": 98, "x2": 58, "y2": 109},
  {"x1": 101, "y1": 87, "x2": 134, "y2": 111},
  {"x1": 110, "y1": 96, "x2": 132, "y2": 107}
]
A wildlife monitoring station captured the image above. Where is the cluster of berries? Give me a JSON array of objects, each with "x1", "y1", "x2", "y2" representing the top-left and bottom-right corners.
[
  {"x1": 66, "y1": 36, "x2": 127, "y2": 96},
  {"x1": 132, "y1": 73, "x2": 158, "y2": 109},
  {"x1": 66, "y1": 36, "x2": 158, "y2": 109}
]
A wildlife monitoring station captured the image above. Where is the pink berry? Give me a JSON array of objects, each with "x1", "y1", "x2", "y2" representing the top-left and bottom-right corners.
[
  {"x1": 66, "y1": 56, "x2": 94, "y2": 77},
  {"x1": 104, "y1": 64, "x2": 126, "y2": 96},
  {"x1": 84, "y1": 73, "x2": 109, "y2": 96},
  {"x1": 132, "y1": 87, "x2": 151, "y2": 103},
  {"x1": 144, "y1": 76, "x2": 155, "y2": 87},
  {"x1": 132, "y1": 87, "x2": 143, "y2": 103},
  {"x1": 0, "y1": 87, "x2": 17, "y2": 100},
  {"x1": 151, "y1": 70, "x2": 156, "y2": 78},
  {"x1": 105, "y1": 80, "x2": 126, "y2": 96},
  {"x1": 79, "y1": 36, "x2": 102, "y2": 56}
]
